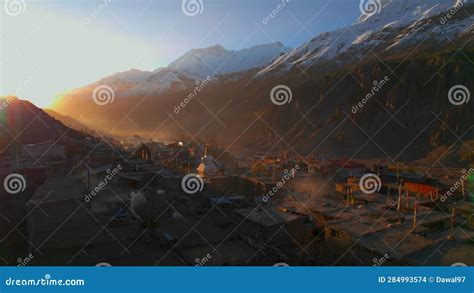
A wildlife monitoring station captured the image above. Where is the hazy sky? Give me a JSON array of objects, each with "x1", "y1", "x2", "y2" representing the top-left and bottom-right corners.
[{"x1": 1, "y1": 0, "x2": 360, "y2": 107}]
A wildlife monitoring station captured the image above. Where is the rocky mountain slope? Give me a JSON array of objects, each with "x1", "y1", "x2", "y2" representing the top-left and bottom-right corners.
[
  {"x1": 259, "y1": 0, "x2": 473, "y2": 75},
  {"x1": 43, "y1": 109, "x2": 97, "y2": 136},
  {"x1": 50, "y1": 1, "x2": 474, "y2": 165},
  {"x1": 0, "y1": 97, "x2": 85, "y2": 151}
]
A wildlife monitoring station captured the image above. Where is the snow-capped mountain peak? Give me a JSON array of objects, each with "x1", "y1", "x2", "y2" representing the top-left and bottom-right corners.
[
  {"x1": 70, "y1": 42, "x2": 291, "y2": 98},
  {"x1": 356, "y1": 0, "x2": 466, "y2": 28},
  {"x1": 97, "y1": 68, "x2": 154, "y2": 84},
  {"x1": 168, "y1": 42, "x2": 291, "y2": 77},
  {"x1": 259, "y1": 0, "x2": 472, "y2": 75}
]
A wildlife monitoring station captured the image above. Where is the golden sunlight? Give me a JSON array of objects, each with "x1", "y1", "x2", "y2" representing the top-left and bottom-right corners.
[{"x1": 1, "y1": 5, "x2": 158, "y2": 108}]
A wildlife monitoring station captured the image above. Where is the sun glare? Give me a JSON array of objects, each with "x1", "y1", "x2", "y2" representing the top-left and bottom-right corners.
[{"x1": 1, "y1": 4, "x2": 158, "y2": 108}]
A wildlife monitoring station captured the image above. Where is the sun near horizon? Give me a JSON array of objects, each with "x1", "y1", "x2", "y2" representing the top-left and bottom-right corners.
[{"x1": 1, "y1": 3, "x2": 165, "y2": 109}]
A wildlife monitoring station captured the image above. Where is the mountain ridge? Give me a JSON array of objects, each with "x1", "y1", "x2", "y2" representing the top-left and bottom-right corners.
[
  {"x1": 0, "y1": 97, "x2": 86, "y2": 150},
  {"x1": 49, "y1": 0, "x2": 474, "y2": 165},
  {"x1": 258, "y1": 0, "x2": 473, "y2": 75},
  {"x1": 60, "y1": 42, "x2": 291, "y2": 100}
]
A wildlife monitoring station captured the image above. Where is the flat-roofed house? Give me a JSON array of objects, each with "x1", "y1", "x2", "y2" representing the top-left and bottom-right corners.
[
  {"x1": 136, "y1": 143, "x2": 167, "y2": 161},
  {"x1": 26, "y1": 176, "x2": 100, "y2": 253}
]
